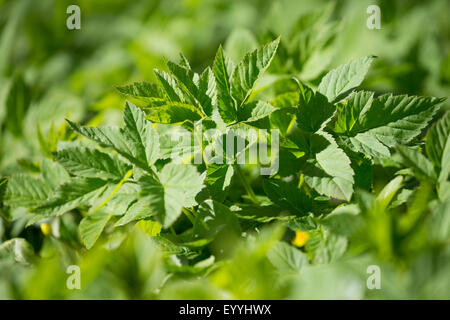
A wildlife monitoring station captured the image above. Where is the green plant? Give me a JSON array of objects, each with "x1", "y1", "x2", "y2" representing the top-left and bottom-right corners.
[{"x1": 1, "y1": 36, "x2": 449, "y2": 299}]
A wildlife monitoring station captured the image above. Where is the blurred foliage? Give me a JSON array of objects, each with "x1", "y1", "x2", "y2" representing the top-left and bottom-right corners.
[{"x1": 0, "y1": 0, "x2": 449, "y2": 299}]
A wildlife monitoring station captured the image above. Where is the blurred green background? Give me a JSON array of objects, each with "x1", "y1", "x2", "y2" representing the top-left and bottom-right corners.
[{"x1": 0, "y1": 0, "x2": 449, "y2": 299}]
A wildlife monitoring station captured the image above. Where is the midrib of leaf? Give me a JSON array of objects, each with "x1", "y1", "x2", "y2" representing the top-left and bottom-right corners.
[{"x1": 89, "y1": 169, "x2": 133, "y2": 215}]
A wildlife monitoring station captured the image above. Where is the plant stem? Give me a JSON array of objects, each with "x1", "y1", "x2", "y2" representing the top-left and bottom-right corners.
[
  {"x1": 234, "y1": 164, "x2": 259, "y2": 205},
  {"x1": 182, "y1": 208, "x2": 195, "y2": 224}
]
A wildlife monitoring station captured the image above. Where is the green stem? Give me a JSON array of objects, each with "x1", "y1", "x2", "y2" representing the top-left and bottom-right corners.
[
  {"x1": 182, "y1": 208, "x2": 195, "y2": 224},
  {"x1": 235, "y1": 165, "x2": 259, "y2": 205}
]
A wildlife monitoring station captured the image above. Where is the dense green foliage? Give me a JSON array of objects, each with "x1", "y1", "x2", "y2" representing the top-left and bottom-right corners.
[{"x1": 0, "y1": 0, "x2": 449, "y2": 299}]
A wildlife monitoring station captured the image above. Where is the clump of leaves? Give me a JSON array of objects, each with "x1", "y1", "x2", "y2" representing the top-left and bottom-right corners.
[{"x1": 1, "y1": 38, "x2": 449, "y2": 299}]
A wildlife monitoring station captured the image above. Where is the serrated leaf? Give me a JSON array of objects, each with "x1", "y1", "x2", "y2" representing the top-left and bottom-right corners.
[
  {"x1": 427, "y1": 112, "x2": 450, "y2": 169},
  {"x1": 79, "y1": 210, "x2": 111, "y2": 249},
  {"x1": 396, "y1": 145, "x2": 437, "y2": 181},
  {"x1": 338, "y1": 93, "x2": 444, "y2": 158},
  {"x1": 140, "y1": 164, "x2": 204, "y2": 228},
  {"x1": 344, "y1": 132, "x2": 391, "y2": 158},
  {"x1": 55, "y1": 145, "x2": 131, "y2": 180},
  {"x1": 206, "y1": 164, "x2": 234, "y2": 202},
  {"x1": 41, "y1": 158, "x2": 70, "y2": 190},
  {"x1": 334, "y1": 91, "x2": 374, "y2": 134},
  {"x1": 122, "y1": 102, "x2": 160, "y2": 166},
  {"x1": 67, "y1": 103, "x2": 160, "y2": 171},
  {"x1": 213, "y1": 45, "x2": 237, "y2": 123},
  {"x1": 4, "y1": 175, "x2": 51, "y2": 207},
  {"x1": 115, "y1": 200, "x2": 152, "y2": 227},
  {"x1": 197, "y1": 67, "x2": 216, "y2": 116},
  {"x1": 166, "y1": 60, "x2": 216, "y2": 116},
  {"x1": 144, "y1": 102, "x2": 203, "y2": 124},
  {"x1": 116, "y1": 81, "x2": 164, "y2": 100},
  {"x1": 231, "y1": 37, "x2": 280, "y2": 107},
  {"x1": 303, "y1": 133, "x2": 354, "y2": 201},
  {"x1": 296, "y1": 83, "x2": 334, "y2": 133},
  {"x1": 103, "y1": 182, "x2": 139, "y2": 216},
  {"x1": 167, "y1": 60, "x2": 198, "y2": 95},
  {"x1": 354, "y1": 94, "x2": 444, "y2": 146},
  {"x1": 153, "y1": 69, "x2": 185, "y2": 102},
  {"x1": 67, "y1": 121, "x2": 143, "y2": 166},
  {"x1": 35, "y1": 178, "x2": 111, "y2": 216},
  {"x1": 318, "y1": 56, "x2": 374, "y2": 103},
  {"x1": 237, "y1": 100, "x2": 275, "y2": 122}
]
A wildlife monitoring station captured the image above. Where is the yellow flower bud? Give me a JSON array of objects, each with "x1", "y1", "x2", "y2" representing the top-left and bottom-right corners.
[
  {"x1": 292, "y1": 230, "x2": 309, "y2": 247},
  {"x1": 40, "y1": 223, "x2": 52, "y2": 236}
]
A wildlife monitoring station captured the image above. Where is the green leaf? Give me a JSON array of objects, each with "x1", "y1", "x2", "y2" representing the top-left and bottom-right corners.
[
  {"x1": 322, "y1": 204, "x2": 362, "y2": 236},
  {"x1": 153, "y1": 69, "x2": 185, "y2": 102},
  {"x1": 115, "y1": 200, "x2": 152, "y2": 227},
  {"x1": 318, "y1": 56, "x2": 375, "y2": 103},
  {"x1": 353, "y1": 94, "x2": 444, "y2": 146},
  {"x1": 429, "y1": 201, "x2": 450, "y2": 244},
  {"x1": 263, "y1": 179, "x2": 311, "y2": 214},
  {"x1": 396, "y1": 145, "x2": 437, "y2": 181},
  {"x1": 116, "y1": 81, "x2": 164, "y2": 100},
  {"x1": 0, "y1": 238, "x2": 35, "y2": 265},
  {"x1": 296, "y1": 83, "x2": 334, "y2": 133},
  {"x1": 167, "y1": 60, "x2": 198, "y2": 96},
  {"x1": 197, "y1": 67, "x2": 216, "y2": 116},
  {"x1": 36, "y1": 178, "x2": 111, "y2": 216},
  {"x1": 213, "y1": 45, "x2": 237, "y2": 123},
  {"x1": 122, "y1": 102, "x2": 160, "y2": 166},
  {"x1": 343, "y1": 132, "x2": 391, "y2": 159},
  {"x1": 79, "y1": 210, "x2": 111, "y2": 249},
  {"x1": 337, "y1": 93, "x2": 444, "y2": 158},
  {"x1": 67, "y1": 102, "x2": 160, "y2": 170},
  {"x1": 55, "y1": 145, "x2": 131, "y2": 180},
  {"x1": 194, "y1": 200, "x2": 241, "y2": 236},
  {"x1": 4, "y1": 175, "x2": 51, "y2": 207},
  {"x1": 140, "y1": 164, "x2": 204, "y2": 228},
  {"x1": 6, "y1": 75, "x2": 31, "y2": 136},
  {"x1": 103, "y1": 183, "x2": 139, "y2": 216},
  {"x1": 270, "y1": 108, "x2": 296, "y2": 137},
  {"x1": 267, "y1": 242, "x2": 308, "y2": 272},
  {"x1": 426, "y1": 112, "x2": 450, "y2": 169},
  {"x1": 439, "y1": 135, "x2": 450, "y2": 186},
  {"x1": 41, "y1": 158, "x2": 70, "y2": 190},
  {"x1": 271, "y1": 91, "x2": 299, "y2": 109},
  {"x1": 334, "y1": 91, "x2": 374, "y2": 134},
  {"x1": 237, "y1": 100, "x2": 275, "y2": 122},
  {"x1": 144, "y1": 102, "x2": 203, "y2": 124},
  {"x1": 303, "y1": 132, "x2": 354, "y2": 201},
  {"x1": 0, "y1": 177, "x2": 7, "y2": 204},
  {"x1": 231, "y1": 37, "x2": 280, "y2": 107},
  {"x1": 67, "y1": 121, "x2": 143, "y2": 166},
  {"x1": 206, "y1": 164, "x2": 234, "y2": 202}
]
